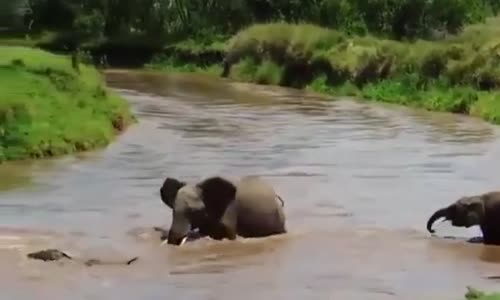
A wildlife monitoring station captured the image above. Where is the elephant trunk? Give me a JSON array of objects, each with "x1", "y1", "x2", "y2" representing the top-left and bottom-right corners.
[
  {"x1": 166, "y1": 230, "x2": 188, "y2": 246},
  {"x1": 427, "y1": 207, "x2": 449, "y2": 233}
]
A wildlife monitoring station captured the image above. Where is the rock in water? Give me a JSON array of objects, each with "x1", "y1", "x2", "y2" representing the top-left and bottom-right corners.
[
  {"x1": 83, "y1": 256, "x2": 139, "y2": 266},
  {"x1": 27, "y1": 248, "x2": 139, "y2": 266},
  {"x1": 126, "y1": 256, "x2": 139, "y2": 265},
  {"x1": 27, "y1": 249, "x2": 72, "y2": 261}
]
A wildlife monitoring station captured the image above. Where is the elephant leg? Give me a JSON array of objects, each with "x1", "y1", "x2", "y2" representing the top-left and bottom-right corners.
[
  {"x1": 218, "y1": 199, "x2": 238, "y2": 240},
  {"x1": 480, "y1": 225, "x2": 500, "y2": 246}
]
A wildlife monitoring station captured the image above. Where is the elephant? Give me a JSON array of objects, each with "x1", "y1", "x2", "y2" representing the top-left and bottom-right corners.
[
  {"x1": 159, "y1": 175, "x2": 287, "y2": 246},
  {"x1": 426, "y1": 191, "x2": 500, "y2": 245}
]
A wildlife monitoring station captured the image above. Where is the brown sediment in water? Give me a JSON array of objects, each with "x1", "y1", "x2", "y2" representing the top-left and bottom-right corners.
[{"x1": 3, "y1": 225, "x2": 500, "y2": 300}]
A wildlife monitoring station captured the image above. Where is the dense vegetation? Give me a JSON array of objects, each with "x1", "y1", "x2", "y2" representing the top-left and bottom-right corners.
[
  {"x1": 209, "y1": 18, "x2": 500, "y2": 124},
  {"x1": 3, "y1": 0, "x2": 500, "y2": 46},
  {"x1": 0, "y1": 46, "x2": 134, "y2": 161}
]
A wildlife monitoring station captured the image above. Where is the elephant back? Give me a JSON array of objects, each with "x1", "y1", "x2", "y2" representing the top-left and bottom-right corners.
[
  {"x1": 234, "y1": 176, "x2": 286, "y2": 237},
  {"x1": 235, "y1": 176, "x2": 277, "y2": 212}
]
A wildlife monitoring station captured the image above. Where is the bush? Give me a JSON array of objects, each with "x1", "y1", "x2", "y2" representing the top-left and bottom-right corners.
[
  {"x1": 73, "y1": 9, "x2": 105, "y2": 38},
  {"x1": 0, "y1": 46, "x2": 134, "y2": 161}
]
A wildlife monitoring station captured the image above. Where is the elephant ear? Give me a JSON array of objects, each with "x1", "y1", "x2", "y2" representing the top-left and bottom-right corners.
[
  {"x1": 465, "y1": 195, "x2": 486, "y2": 217},
  {"x1": 160, "y1": 177, "x2": 186, "y2": 209},
  {"x1": 197, "y1": 176, "x2": 237, "y2": 220}
]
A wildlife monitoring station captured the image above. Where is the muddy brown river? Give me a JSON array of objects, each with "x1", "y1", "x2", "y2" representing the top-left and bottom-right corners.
[{"x1": 1, "y1": 70, "x2": 500, "y2": 300}]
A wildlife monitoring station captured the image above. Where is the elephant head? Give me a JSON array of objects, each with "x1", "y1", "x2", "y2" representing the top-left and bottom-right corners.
[
  {"x1": 159, "y1": 176, "x2": 236, "y2": 245},
  {"x1": 159, "y1": 177, "x2": 209, "y2": 245},
  {"x1": 427, "y1": 195, "x2": 486, "y2": 233}
]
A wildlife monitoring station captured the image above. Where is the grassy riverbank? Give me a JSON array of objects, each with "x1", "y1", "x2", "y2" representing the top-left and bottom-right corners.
[
  {"x1": 0, "y1": 46, "x2": 134, "y2": 162},
  {"x1": 148, "y1": 17, "x2": 500, "y2": 125},
  {"x1": 465, "y1": 287, "x2": 500, "y2": 300}
]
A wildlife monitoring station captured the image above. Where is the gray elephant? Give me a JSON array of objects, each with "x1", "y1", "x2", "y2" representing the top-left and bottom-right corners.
[
  {"x1": 159, "y1": 175, "x2": 287, "y2": 246},
  {"x1": 427, "y1": 191, "x2": 500, "y2": 245}
]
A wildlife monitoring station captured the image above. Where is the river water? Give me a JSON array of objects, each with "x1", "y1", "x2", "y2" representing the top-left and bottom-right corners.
[{"x1": 1, "y1": 70, "x2": 500, "y2": 300}]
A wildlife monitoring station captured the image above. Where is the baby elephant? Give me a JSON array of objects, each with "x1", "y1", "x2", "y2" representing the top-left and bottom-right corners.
[
  {"x1": 427, "y1": 191, "x2": 500, "y2": 245},
  {"x1": 159, "y1": 175, "x2": 287, "y2": 245}
]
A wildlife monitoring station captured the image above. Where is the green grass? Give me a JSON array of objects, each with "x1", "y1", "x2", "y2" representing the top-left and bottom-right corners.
[
  {"x1": 465, "y1": 287, "x2": 500, "y2": 300},
  {"x1": 223, "y1": 21, "x2": 500, "y2": 124},
  {"x1": 146, "y1": 55, "x2": 223, "y2": 75},
  {"x1": 149, "y1": 18, "x2": 500, "y2": 125},
  {"x1": 0, "y1": 46, "x2": 135, "y2": 162},
  {"x1": 144, "y1": 34, "x2": 227, "y2": 75},
  {"x1": 168, "y1": 33, "x2": 228, "y2": 54}
]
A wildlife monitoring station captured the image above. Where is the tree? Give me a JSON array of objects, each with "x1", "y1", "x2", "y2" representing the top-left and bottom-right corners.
[{"x1": 0, "y1": 0, "x2": 30, "y2": 29}]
